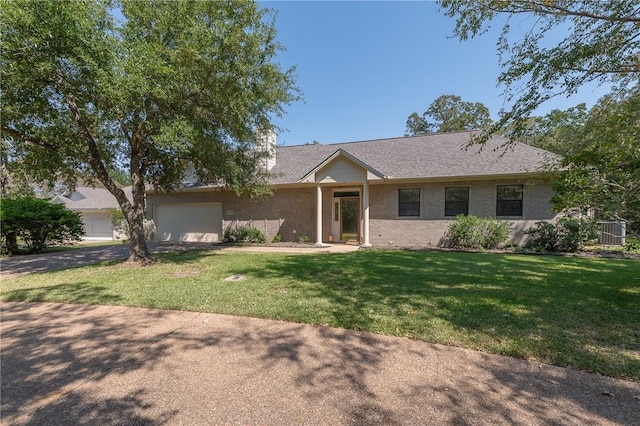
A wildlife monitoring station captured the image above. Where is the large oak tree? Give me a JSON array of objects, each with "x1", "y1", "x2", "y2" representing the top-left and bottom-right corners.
[{"x1": 1, "y1": 0, "x2": 299, "y2": 262}]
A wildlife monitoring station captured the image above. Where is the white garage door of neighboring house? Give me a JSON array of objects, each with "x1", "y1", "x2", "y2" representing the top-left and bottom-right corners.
[
  {"x1": 82, "y1": 212, "x2": 113, "y2": 239},
  {"x1": 155, "y1": 203, "x2": 223, "y2": 242}
]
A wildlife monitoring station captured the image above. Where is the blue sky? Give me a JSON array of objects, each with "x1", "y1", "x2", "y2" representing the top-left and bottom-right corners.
[{"x1": 263, "y1": 1, "x2": 611, "y2": 146}]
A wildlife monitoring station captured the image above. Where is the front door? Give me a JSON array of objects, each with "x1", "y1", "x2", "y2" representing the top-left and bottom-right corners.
[{"x1": 341, "y1": 198, "x2": 359, "y2": 242}]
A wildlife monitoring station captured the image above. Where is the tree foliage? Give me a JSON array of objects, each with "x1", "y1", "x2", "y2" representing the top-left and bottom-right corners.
[
  {"x1": 1, "y1": 0, "x2": 299, "y2": 262},
  {"x1": 405, "y1": 94, "x2": 492, "y2": 136},
  {"x1": 438, "y1": 0, "x2": 640, "y2": 139},
  {"x1": 1, "y1": 197, "x2": 84, "y2": 255},
  {"x1": 519, "y1": 103, "x2": 588, "y2": 157},
  {"x1": 551, "y1": 88, "x2": 640, "y2": 233}
]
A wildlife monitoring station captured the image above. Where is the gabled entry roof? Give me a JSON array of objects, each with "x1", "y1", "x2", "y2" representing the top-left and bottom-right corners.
[
  {"x1": 299, "y1": 148, "x2": 386, "y2": 183},
  {"x1": 268, "y1": 131, "x2": 559, "y2": 185}
]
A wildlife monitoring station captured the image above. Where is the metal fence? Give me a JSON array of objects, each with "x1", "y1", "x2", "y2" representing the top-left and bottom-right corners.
[{"x1": 598, "y1": 221, "x2": 626, "y2": 245}]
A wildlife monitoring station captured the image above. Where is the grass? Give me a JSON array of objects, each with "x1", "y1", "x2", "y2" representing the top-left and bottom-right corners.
[{"x1": 2, "y1": 249, "x2": 639, "y2": 381}]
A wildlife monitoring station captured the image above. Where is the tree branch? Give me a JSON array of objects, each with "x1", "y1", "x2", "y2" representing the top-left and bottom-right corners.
[
  {"x1": 477, "y1": 0, "x2": 640, "y2": 23},
  {"x1": 1, "y1": 126, "x2": 60, "y2": 151},
  {"x1": 65, "y1": 94, "x2": 130, "y2": 213}
]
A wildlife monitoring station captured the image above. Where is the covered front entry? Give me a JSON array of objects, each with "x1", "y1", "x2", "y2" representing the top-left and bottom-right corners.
[
  {"x1": 332, "y1": 191, "x2": 360, "y2": 243},
  {"x1": 300, "y1": 149, "x2": 383, "y2": 247}
]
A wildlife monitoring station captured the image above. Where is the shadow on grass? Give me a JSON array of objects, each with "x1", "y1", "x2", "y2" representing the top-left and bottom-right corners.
[{"x1": 234, "y1": 250, "x2": 640, "y2": 380}]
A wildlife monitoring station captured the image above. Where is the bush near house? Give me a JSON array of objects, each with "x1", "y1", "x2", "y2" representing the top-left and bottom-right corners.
[
  {"x1": 526, "y1": 216, "x2": 598, "y2": 253},
  {"x1": 298, "y1": 235, "x2": 311, "y2": 244},
  {"x1": 0, "y1": 197, "x2": 84, "y2": 255},
  {"x1": 223, "y1": 226, "x2": 266, "y2": 244},
  {"x1": 442, "y1": 215, "x2": 511, "y2": 249},
  {"x1": 107, "y1": 208, "x2": 154, "y2": 240}
]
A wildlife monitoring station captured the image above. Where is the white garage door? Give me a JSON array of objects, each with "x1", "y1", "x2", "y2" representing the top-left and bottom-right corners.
[
  {"x1": 155, "y1": 203, "x2": 223, "y2": 242},
  {"x1": 82, "y1": 212, "x2": 113, "y2": 238}
]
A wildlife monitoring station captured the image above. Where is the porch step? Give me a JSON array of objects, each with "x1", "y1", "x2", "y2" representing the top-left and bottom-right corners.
[{"x1": 345, "y1": 239, "x2": 360, "y2": 246}]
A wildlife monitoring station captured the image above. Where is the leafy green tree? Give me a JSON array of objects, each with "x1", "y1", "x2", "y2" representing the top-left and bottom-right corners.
[
  {"x1": 438, "y1": 0, "x2": 640, "y2": 140},
  {"x1": 405, "y1": 94, "x2": 492, "y2": 136},
  {"x1": 1, "y1": 0, "x2": 298, "y2": 262},
  {"x1": 519, "y1": 104, "x2": 588, "y2": 157},
  {"x1": 1, "y1": 197, "x2": 84, "y2": 255},
  {"x1": 552, "y1": 88, "x2": 640, "y2": 234}
]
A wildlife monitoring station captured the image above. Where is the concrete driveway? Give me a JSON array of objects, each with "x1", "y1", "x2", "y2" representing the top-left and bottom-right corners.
[{"x1": 2, "y1": 302, "x2": 639, "y2": 425}]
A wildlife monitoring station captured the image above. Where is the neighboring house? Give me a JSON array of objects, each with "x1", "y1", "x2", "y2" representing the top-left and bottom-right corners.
[
  {"x1": 146, "y1": 131, "x2": 561, "y2": 247},
  {"x1": 53, "y1": 186, "x2": 132, "y2": 240}
]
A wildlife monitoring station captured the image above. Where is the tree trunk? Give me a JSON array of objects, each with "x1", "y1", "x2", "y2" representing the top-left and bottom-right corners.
[
  {"x1": 5, "y1": 231, "x2": 18, "y2": 255},
  {"x1": 127, "y1": 205, "x2": 152, "y2": 263},
  {"x1": 125, "y1": 163, "x2": 153, "y2": 264}
]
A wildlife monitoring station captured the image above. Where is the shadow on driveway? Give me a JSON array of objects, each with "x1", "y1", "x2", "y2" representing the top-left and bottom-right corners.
[
  {"x1": 0, "y1": 242, "x2": 219, "y2": 278},
  {"x1": 2, "y1": 302, "x2": 639, "y2": 425}
]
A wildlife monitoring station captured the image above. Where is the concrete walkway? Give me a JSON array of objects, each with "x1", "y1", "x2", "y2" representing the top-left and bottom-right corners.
[
  {"x1": 0, "y1": 242, "x2": 360, "y2": 279},
  {"x1": 2, "y1": 302, "x2": 639, "y2": 425}
]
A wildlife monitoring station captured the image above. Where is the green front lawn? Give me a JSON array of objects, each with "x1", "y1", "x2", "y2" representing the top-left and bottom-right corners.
[{"x1": 2, "y1": 249, "x2": 638, "y2": 381}]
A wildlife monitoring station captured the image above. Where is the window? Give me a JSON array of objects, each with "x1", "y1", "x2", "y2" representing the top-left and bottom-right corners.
[
  {"x1": 398, "y1": 188, "x2": 420, "y2": 217},
  {"x1": 496, "y1": 185, "x2": 523, "y2": 216},
  {"x1": 445, "y1": 187, "x2": 469, "y2": 216}
]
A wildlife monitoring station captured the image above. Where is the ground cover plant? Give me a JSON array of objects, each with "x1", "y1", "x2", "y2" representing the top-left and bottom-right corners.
[{"x1": 1, "y1": 249, "x2": 638, "y2": 381}]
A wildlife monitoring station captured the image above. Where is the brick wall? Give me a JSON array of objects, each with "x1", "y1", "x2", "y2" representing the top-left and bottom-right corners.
[
  {"x1": 368, "y1": 178, "x2": 558, "y2": 246},
  {"x1": 147, "y1": 177, "x2": 558, "y2": 246}
]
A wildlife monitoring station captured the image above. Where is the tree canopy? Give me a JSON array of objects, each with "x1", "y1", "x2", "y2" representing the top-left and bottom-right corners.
[
  {"x1": 551, "y1": 87, "x2": 640, "y2": 233},
  {"x1": 1, "y1": 0, "x2": 299, "y2": 262},
  {"x1": 438, "y1": 0, "x2": 640, "y2": 139},
  {"x1": 405, "y1": 94, "x2": 492, "y2": 136},
  {"x1": 519, "y1": 103, "x2": 589, "y2": 157}
]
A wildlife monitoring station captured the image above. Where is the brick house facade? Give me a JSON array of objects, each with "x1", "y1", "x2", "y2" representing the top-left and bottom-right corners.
[{"x1": 146, "y1": 131, "x2": 560, "y2": 247}]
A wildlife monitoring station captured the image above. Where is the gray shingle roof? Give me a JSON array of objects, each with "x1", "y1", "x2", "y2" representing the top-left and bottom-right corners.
[
  {"x1": 269, "y1": 131, "x2": 559, "y2": 184},
  {"x1": 55, "y1": 186, "x2": 132, "y2": 210}
]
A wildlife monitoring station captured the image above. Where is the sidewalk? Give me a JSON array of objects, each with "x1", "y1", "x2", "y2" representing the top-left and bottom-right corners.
[{"x1": 2, "y1": 302, "x2": 638, "y2": 425}]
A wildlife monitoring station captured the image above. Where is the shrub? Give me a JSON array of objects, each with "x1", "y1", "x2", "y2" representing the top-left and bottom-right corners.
[
  {"x1": 223, "y1": 226, "x2": 266, "y2": 244},
  {"x1": 271, "y1": 233, "x2": 282, "y2": 243},
  {"x1": 524, "y1": 221, "x2": 558, "y2": 252},
  {"x1": 556, "y1": 216, "x2": 598, "y2": 252},
  {"x1": 525, "y1": 217, "x2": 598, "y2": 252},
  {"x1": 108, "y1": 208, "x2": 154, "y2": 240},
  {"x1": 623, "y1": 241, "x2": 640, "y2": 252},
  {"x1": 298, "y1": 235, "x2": 310, "y2": 244},
  {"x1": 442, "y1": 215, "x2": 511, "y2": 250},
  {"x1": 1, "y1": 197, "x2": 84, "y2": 255}
]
